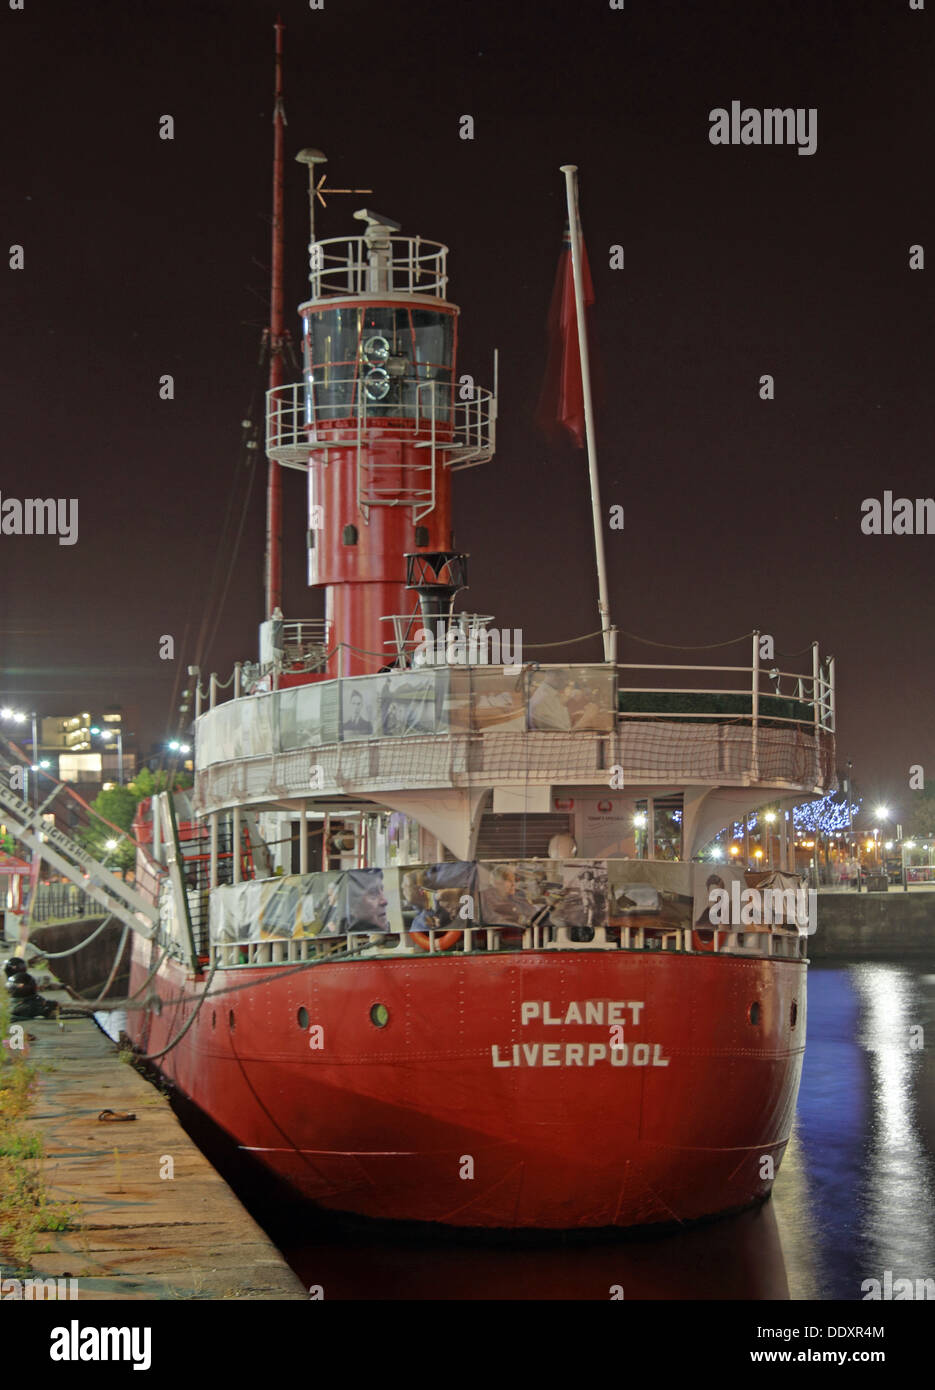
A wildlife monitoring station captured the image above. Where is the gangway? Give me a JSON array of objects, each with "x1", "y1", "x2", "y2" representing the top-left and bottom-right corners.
[{"x1": 0, "y1": 748, "x2": 162, "y2": 940}]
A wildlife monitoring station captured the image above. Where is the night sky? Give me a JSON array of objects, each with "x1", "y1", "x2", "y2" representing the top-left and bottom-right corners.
[{"x1": 1, "y1": 0, "x2": 933, "y2": 817}]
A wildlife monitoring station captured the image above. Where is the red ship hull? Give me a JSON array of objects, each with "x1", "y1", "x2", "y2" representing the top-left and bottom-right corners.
[{"x1": 127, "y1": 942, "x2": 805, "y2": 1229}]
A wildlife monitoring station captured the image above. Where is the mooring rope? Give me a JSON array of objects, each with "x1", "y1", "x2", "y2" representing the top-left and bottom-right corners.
[{"x1": 22, "y1": 913, "x2": 115, "y2": 959}]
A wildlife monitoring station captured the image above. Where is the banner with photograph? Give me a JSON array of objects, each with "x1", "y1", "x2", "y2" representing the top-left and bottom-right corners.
[
  {"x1": 399, "y1": 861, "x2": 476, "y2": 934},
  {"x1": 211, "y1": 877, "x2": 278, "y2": 942},
  {"x1": 209, "y1": 857, "x2": 714, "y2": 948},
  {"x1": 319, "y1": 681, "x2": 340, "y2": 744},
  {"x1": 340, "y1": 680, "x2": 377, "y2": 740},
  {"x1": 213, "y1": 866, "x2": 405, "y2": 942},
  {"x1": 607, "y1": 860, "x2": 694, "y2": 929},
  {"x1": 478, "y1": 860, "x2": 554, "y2": 926},
  {"x1": 691, "y1": 864, "x2": 749, "y2": 928},
  {"x1": 449, "y1": 668, "x2": 527, "y2": 733},
  {"x1": 280, "y1": 683, "x2": 322, "y2": 751},
  {"x1": 477, "y1": 859, "x2": 611, "y2": 930},
  {"x1": 375, "y1": 670, "x2": 439, "y2": 736},
  {"x1": 528, "y1": 667, "x2": 615, "y2": 733},
  {"x1": 242, "y1": 693, "x2": 274, "y2": 759}
]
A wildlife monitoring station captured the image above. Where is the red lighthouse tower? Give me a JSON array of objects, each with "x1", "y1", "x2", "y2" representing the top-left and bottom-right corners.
[{"x1": 266, "y1": 207, "x2": 496, "y2": 676}]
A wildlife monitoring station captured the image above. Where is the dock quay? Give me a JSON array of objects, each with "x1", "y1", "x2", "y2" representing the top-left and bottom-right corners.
[
  {"x1": 2, "y1": 986, "x2": 306, "y2": 1300},
  {"x1": 810, "y1": 889, "x2": 935, "y2": 959}
]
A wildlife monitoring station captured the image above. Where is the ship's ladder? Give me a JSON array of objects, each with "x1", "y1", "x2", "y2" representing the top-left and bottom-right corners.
[
  {"x1": 0, "y1": 747, "x2": 161, "y2": 940},
  {"x1": 355, "y1": 381, "x2": 438, "y2": 525}
]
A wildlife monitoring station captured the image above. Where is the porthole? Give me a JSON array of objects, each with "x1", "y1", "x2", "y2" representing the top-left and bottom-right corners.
[
  {"x1": 229, "y1": 1009, "x2": 235, "y2": 1031},
  {"x1": 790, "y1": 1000, "x2": 798, "y2": 1028},
  {"x1": 749, "y1": 1001, "x2": 761, "y2": 1026},
  {"x1": 297, "y1": 1006, "x2": 309, "y2": 1029},
  {"x1": 370, "y1": 1003, "x2": 389, "y2": 1028}
]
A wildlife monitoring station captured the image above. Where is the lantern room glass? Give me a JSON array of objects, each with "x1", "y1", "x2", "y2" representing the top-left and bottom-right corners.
[{"x1": 303, "y1": 306, "x2": 454, "y2": 424}]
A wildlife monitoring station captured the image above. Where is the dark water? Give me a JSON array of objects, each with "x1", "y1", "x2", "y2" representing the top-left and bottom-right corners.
[
  {"x1": 769, "y1": 959, "x2": 935, "y2": 1301},
  {"x1": 128, "y1": 959, "x2": 935, "y2": 1301}
]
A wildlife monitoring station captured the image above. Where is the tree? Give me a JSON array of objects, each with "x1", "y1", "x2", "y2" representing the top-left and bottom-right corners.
[
  {"x1": 78, "y1": 785, "x2": 139, "y2": 877},
  {"x1": 902, "y1": 785, "x2": 935, "y2": 839},
  {"x1": 74, "y1": 769, "x2": 194, "y2": 879},
  {"x1": 128, "y1": 767, "x2": 193, "y2": 798},
  {"x1": 793, "y1": 790, "x2": 860, "y2": 836}
]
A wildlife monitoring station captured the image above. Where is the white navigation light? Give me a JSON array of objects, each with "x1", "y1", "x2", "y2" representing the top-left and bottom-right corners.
[
  {"x1": 362, "y1": 335, "x2": 390, "y2": 365},
  {"x1": 365, "y1": 367, "x2": 391, "y2": 401}
]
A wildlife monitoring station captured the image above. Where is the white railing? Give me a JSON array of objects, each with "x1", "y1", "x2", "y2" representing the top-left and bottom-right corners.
[
  {"x1": 199, "y1": 650, "x2": 834, "y2": 739},
  {"x1": 380, "y1": 611, "x2": 497, "y2": 664},
  {"x1": 616, "y1": 634, "x2": 835, "y2": 735},
  {"x1": 280, "y1": 620, "x2": 330, "y2": 668},
  {"x1": 265, "y1": 378, "x2": 496, "y2": 472},
  {"x1": 210, "y1": 920, "x2": 808, "y2": 969},
  {"x1": 307, "y1": 235, "x2": 449, "y2": 299}
]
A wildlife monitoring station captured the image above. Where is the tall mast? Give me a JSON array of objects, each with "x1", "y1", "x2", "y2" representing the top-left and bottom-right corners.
[
  {"x1": 264, "y1": 17, "x2": 286, "y2": 618},
  {"x1": 560, "y1": 164, "x2": 615, "y2": 663}
]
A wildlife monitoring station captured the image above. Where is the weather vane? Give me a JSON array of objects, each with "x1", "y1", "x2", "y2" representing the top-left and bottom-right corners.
[{"x1": 295, "y1": 148, "x2": 372, "y2": 246}]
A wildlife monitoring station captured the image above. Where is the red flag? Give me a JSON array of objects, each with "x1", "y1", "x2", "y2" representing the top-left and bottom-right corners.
[{"x1": 537, "y1": 224, "x2": 595, "y2": 448}]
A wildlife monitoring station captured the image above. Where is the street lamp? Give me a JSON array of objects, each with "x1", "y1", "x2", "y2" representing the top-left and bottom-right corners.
[
  {"x1": 874, "y1": 806, "x2": 889, "y2": 868},
  {"x1": 1, "y1": 705, "x2": 40, "y2": 808},
  {"x1": 763, "y1": 810, "x2": 777, "y2": 866},
  {"x1": 91, "y1": 726, "x2": 124, "y2": 784}
]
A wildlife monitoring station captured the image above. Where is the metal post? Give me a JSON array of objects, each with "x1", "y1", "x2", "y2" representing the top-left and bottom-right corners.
[
  {"x1": 233, "y1": 807, "x2": 242, "y2": 885},
  {"x1": 559, "y1": 165, "x2": 613, "y2": 662},
  {"x1": 299, "y1": 801, "x2": 308, "y2": 874},
  {"x1": 264, "y1": 18, "x2": 286, "y2": 620},
  {"x1": 234, "y1": 662, "x2": 243, "y2": 699},
  {"x1": 209, "y1": 673, "x2": 218, "y2": 710},
  {"x1": 116, "y1": 729, "x2": 124, "y2": 785},
  {"x1": 812, "y1": 642, "x2": 821, "y2": 786},
  {"x1": 209, "y1": 811, "x2": 218, "y2": 889},
  {"x1": 751, "y1": 630, "x2": 760, "y2": 782},
  {"x1": 30, "y1": 713, "x2": 38, "y2": 810}
]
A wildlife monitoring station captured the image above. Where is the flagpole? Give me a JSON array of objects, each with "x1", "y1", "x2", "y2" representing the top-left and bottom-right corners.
[{"x1": 560, "y1": 164, "x2": 615, "y2": 664}]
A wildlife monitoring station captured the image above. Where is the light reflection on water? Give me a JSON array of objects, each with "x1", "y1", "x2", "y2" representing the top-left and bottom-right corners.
[{"x1": 768, "y1": 960, "x2": 935, "y2": 1301}]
